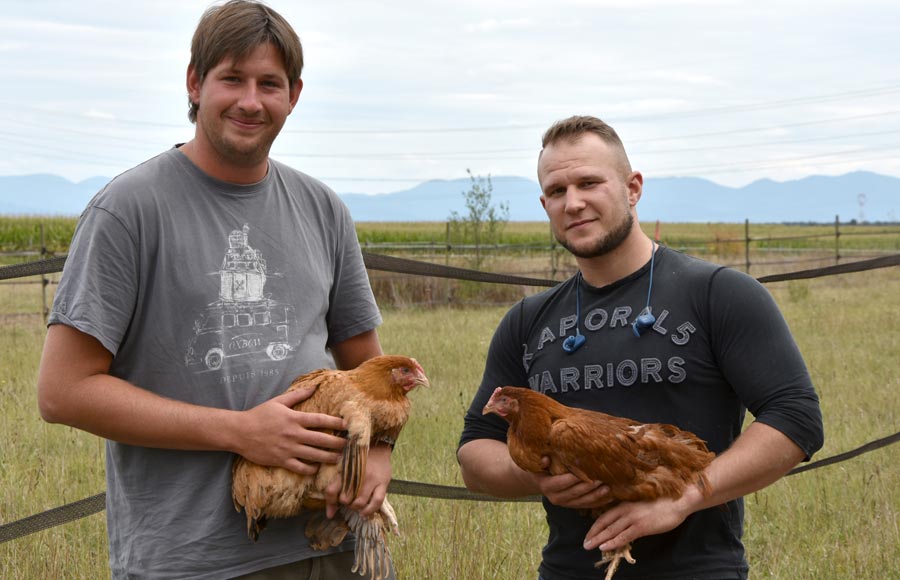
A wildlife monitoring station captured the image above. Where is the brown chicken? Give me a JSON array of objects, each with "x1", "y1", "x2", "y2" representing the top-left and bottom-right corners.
[
  {"x1": 232, "y1": 355, "x2": 429, "y2": 580},
  {"x1": 483, "y1": 386, "x2": 715, "y2": 580}
]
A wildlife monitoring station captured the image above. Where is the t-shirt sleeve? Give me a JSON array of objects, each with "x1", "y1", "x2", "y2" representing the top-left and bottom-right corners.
[
  {"x1": 48, "y1": 206, "x2": 139, "y2": 357},
  {"x1": 708, "y1": 267, "x2": 825, "y2": 460},
  {"x1": 325, "y1": 200, "x2": 381, "y2": 345},
  {"x1": 458, "y1": 301, "x2": 529, "y2": 449}
]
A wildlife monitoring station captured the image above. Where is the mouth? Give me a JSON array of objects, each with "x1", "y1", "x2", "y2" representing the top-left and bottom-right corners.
[
  {"x1": 227, "y1": 116, "x2": 266, "y2": 132},
  {"x1": 566, "y1": 218, "x2": 594, "y2": 231}
]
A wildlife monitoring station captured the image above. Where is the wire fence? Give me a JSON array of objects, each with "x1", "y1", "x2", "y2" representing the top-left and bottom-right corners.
[
  {"x1": 1, "y1": 248, "x2": 899, "y2": 546},
  {"x1": 3, "y1": 218, "x2": 899, "y2": 317}
]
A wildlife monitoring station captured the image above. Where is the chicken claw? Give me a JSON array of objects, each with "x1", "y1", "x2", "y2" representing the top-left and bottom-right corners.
[{"x1": 594, "y1": 543, "x2": 636, "y2": 580}]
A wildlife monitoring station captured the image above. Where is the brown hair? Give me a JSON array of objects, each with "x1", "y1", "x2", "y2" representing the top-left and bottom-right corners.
[
  {"x1": 540, "y1": 115, "x2": 632, "y2": 173},
  {"x1": 187, "y1": 0, "x2": 303, "y2": 123}
]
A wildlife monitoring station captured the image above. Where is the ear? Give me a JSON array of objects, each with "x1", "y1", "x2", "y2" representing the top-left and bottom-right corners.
[
  {"x1": 288, "y1": 79, "x2": 303, "y2": 114},
  {"x1": 186, "y1": 65, "x2": 201, "y2": 106},
  {"x1": 626, "y1": 170, "x2": 643, "y2": 207}
]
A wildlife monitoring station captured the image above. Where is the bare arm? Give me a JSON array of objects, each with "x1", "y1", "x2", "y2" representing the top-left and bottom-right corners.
[
  {"x1": 325, "y1": 328, "x2": 394, "y2": 518},
  {"x1": 37, "y1": 324, "x2": 347, "y2": 474},
  {"x1": 458, "y1": 438, "x2": 609, "y2": 507},
  {"x1": 330, "y1": 329, "x2": 382, "y2": 370},
  {"x1": 584, "y1": 421, "x2": 806, "y2": 552}
]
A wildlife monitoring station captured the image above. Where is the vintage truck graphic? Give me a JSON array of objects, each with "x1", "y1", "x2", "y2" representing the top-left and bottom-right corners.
[
  {"x1": 185, "y1": 300, "x2": 298, "y2": 370},
  {"x1": 185, "y1": 224, "x2": 300, "y2": 372}
]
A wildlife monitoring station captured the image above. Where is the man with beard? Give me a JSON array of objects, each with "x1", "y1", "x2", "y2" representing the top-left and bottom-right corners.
[
  {"x1": 457, "y1": 116, "x2": 823, "y2": 580},
  {"x1": 38, "y1": 2, "x2": 392, "y2": 579}
]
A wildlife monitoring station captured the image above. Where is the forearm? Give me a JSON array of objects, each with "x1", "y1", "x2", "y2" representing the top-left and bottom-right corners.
[
  {"x1": 457, "y1": 439, "x2": 539, "y2": 498},
  {"x1": 40, "y1": 371, "x2": 243, "y2": 453},
  {"x1": 683, "y1": 421, "x2": 807, "y2": 512}
]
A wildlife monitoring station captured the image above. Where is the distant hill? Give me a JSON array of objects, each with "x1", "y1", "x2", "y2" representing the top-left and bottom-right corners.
[{"x1": 1, "y1": 171, "x2": 897, "y2": 223}]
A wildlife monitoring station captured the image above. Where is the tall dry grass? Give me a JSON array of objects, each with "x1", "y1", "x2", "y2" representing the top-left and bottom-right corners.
[{"x1": 1, "y1": 252, "x2": 898, "y2": 579}]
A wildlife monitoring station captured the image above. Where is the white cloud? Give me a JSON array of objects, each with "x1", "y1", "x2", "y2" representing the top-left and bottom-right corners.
[
  {"x1": 0, "y1": 0, "x2": 898, "y2": 190},
  {"x1": 464, "y1": 18, "x2": 534, "y2": 33}
]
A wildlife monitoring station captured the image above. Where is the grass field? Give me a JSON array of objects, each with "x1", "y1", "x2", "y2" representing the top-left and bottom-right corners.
[
  {"x1": 1, "y1": 224, "x2": 898, "y2": 579},
  {"x1": 1, "y1": 215, "x2": 898, "y2": 255}
]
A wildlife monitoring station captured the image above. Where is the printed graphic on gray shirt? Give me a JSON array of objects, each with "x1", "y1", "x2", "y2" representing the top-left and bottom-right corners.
[{"x1": 184, "y1": 224, "x2": 300, "y2": 373}]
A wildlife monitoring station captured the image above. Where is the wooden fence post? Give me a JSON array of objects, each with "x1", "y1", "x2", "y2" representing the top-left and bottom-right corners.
[
  {"x1": 549, "y1": 223, "x2": 558, "y2": 279},
  {"x1": 744, "y1": 218, "x2": 751, "y2": 274},
  {"x1": 445, "y1": 221, "x2": 451, "y2": 303},
  {"x1": 834, "y1": 215, "x2": 841, "y2": 264},
  {"x1": 40, "y1": 223, "x2": 48, "y2": 323}
]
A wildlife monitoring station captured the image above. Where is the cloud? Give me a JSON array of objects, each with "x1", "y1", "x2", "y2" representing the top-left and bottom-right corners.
[
  {"x1": 464, "y1": 18, "x2": 534, "y2": 33},
  {"x1": 84, "y1": 109, "x2": 117, "y2": 121},
  {"x1": 644, "y1": 70, "x2": 727, "y2": 87}
]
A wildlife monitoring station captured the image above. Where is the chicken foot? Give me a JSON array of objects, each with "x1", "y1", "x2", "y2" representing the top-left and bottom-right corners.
[{"x1": 594, "y1": 543, "x2": 636, "y2": 580}]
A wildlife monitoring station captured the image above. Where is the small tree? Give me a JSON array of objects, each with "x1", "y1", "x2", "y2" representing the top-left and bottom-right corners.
[{"x1": 448, "y1": 169, "x2": 510, "y2": 268}]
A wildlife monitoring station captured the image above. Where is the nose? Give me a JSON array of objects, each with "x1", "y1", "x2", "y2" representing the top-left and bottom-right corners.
[
  {"x1": 236, "y1": 82, "x2": 264, "y2": 113},
  {"x1": 563, "y1": 186, "x2": 587, "y2": 214}
]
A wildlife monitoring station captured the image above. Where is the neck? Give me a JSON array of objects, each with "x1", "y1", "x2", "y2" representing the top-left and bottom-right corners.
[
  {"x1": 178, "y1": 139, "x2": 269, "y2": 185},
  {"x1": 577, "y1": 229, "x2": 655, "y2": 288}
]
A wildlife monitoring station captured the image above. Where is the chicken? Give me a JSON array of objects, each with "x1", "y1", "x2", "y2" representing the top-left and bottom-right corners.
[
  {"x1": 232, "y1": 355, "x2": 429, "y2": 580},
  {"x1": 483, "y1": 386, "x2": 715, "y2": 580}
]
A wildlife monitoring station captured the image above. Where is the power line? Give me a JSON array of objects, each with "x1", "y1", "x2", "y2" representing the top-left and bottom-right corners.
[
  {"x1": 3, "y1": 82, "x2": 900, "y2": 135},
  {"x1": 653, "y1": 143, "x2": 900, "y2": 175},
  {"x1": 3, "y1": 108, "x2": 898, "y2": 163}
]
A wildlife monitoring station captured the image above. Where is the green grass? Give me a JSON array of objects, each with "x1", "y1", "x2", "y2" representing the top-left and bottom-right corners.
[
  {"x1": 1, "y1": 216, "x2": 897, "y2": 254},
  {"x1": 0, "y1": 216, "x2": 78, "y2": 255},
  {"x1": 1, "y1": 230, "x2": 898, "y2": 579}
]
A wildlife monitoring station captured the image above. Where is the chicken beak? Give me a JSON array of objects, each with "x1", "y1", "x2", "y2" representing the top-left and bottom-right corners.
[
  {"x1": 407, "y1": 359, "x2": 430, "y2": 391},
  {"x1": 411, "y1": 373, "x2": 429, "y2": 391},
  {"x1": 482, "y1": 387, "x2": 503, "y2": 416}
]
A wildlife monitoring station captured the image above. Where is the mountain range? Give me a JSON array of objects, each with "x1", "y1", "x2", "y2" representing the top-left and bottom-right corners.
[{"x1": 0, "y1": 171, "x2": 897, "y2": 223}]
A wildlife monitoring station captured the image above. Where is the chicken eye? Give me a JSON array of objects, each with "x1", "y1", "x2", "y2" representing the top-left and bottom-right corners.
[{"x1": 401, "y1": 367, "x2": 411, "y2": 374}]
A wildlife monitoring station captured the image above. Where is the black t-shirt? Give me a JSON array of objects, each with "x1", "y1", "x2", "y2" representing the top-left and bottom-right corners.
[{"x1": 459, "y1": 246, "x2": 824, "y2": 580}]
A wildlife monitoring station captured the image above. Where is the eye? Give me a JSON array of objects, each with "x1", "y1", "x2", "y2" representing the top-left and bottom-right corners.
[{"x1": 545, "y1": 186, "x2": 565, "y2": 197}]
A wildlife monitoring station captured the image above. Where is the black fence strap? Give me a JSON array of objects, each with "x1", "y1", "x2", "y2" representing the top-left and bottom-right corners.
[
  {"x1": 387, "y1": 479, "x2": 540, "y2": 502},
  {"x1": 786, "y1": 430, "x2": 900, "y2": 475},
  {"x1": 4, "y1": 430, "x2": 898, "y2": 545},
  {"x1": 0, "y1": 253, "x2": 561, "y2": 287},
  {"x1": 0, "y1": 493, "x2": 106, "y2": 544},
  {"x1": 361, "y1": 251, "x2": 558, "y2": 286},
  {"x1": 756, "y1": 253, "x2": 900, "y2": 283},
  {"x1": 0, "y1": 255, "x2": 67, "y2": 281},
  {"x1": 2, "y1": 252, "x2": 898, "y2": 287},
  {"x1": 0, "y1": 479, "x2": 536, "y2": 545}
]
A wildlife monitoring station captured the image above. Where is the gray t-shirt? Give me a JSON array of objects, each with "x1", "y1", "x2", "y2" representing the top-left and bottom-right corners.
[{"x1": 49, "y1": 147, "x2": 382, "y2": 579}]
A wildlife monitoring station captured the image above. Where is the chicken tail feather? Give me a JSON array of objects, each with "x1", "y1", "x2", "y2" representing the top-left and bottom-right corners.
[
  {"x1": 305, "y1": 511, "x2": 351, "y2": 550},
  {"x1": 248, "y1": 516, "x2": 266, "y2": 543},
  {"x1": 341, "y1": 434, "x2": 368, "y2": 499},
  {"x1": 344, "y1": 508, "x2": 393, "y2": 580}
]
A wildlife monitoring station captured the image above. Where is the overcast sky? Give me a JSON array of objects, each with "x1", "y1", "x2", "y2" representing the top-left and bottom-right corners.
[{"x1": 2, "y1": 0, "x2": 899, "y2": 195}]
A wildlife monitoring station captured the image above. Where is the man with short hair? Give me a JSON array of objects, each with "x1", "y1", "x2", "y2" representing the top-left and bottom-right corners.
[
  {"x1": 458, "y1": 115, "x2": 824, "y2": 579},
  {"x1": 37, "y1": 2, "x2": 393, "y2": 578}
]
